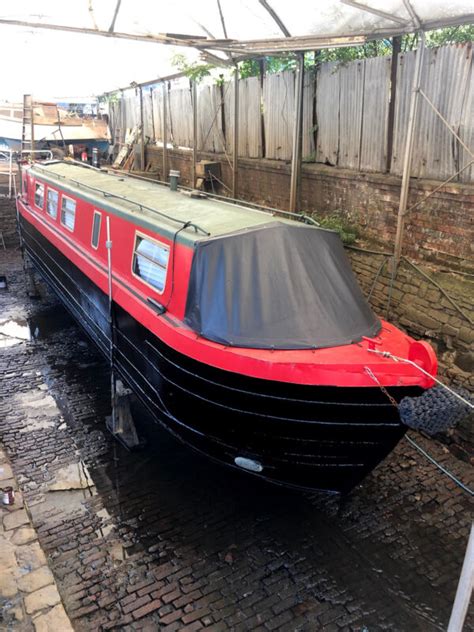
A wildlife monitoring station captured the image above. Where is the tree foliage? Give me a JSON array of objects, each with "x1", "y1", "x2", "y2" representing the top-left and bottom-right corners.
[{"x1": 171, "y1": 26, "x2": 473, "y2": 82}]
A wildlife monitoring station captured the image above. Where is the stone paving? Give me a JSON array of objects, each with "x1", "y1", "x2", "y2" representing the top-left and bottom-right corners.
[
  {"x1": 0, "y1": 445, "x2": 73, "y2": 632},
  {"x1": 0, "y1": 246, "x2": 473, "y2": 632}
]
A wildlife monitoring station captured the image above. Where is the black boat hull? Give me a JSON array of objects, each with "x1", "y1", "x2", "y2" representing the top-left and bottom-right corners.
[{"x1": 20, "y1": 217, "x2": 420, "y2": 493}]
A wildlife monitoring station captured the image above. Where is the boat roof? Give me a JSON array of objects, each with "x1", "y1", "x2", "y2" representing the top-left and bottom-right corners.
[{"x1": 29, "y1": 160, "x2": 300, "y2": 246}]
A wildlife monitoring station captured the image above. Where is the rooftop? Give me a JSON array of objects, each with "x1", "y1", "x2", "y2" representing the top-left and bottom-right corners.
[{"x1": 30, "y1": 161, "x2": 294, "y2": 244}]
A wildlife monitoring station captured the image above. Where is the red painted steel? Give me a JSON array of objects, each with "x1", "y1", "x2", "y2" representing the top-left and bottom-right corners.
[{"x1": 18, "y1": 168, "x2": 437, "y2": 389}]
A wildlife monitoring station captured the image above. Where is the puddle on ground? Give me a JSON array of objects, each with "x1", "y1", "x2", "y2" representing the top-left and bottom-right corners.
[
  {"x1": 29, "y1": 460, "x2": 97, "y2": 520},
  {"x1": 0, "y1": 318, "x2": 31, "y2": 348},
  {"x1": 28, "y1": 307, "x2": 75, "y2": 340}
]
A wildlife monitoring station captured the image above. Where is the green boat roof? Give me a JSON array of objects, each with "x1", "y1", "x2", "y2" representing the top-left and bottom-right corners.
[{"x1": 29, "y1": 161, "x2": 299, "y2": 246}]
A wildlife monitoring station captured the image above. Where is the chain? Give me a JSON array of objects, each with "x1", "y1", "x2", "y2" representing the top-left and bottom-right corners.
[{"x1": 364, "y1": 367, "x2": 399, "y2": 408}]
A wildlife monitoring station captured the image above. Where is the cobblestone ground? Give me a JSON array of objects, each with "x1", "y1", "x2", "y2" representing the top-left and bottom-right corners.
[{"x1": 0, "y1": 248, "x2": 473, "y2": 632}]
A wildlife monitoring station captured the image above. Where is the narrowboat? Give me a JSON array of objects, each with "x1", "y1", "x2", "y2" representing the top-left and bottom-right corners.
[{"x1": 16, "y1": 161, "x2": 438, "y2": 494}]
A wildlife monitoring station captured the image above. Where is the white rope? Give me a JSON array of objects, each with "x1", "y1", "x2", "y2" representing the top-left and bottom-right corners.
[{"x1": 367, "y1": 349, "x2": 474, "y2": 409}]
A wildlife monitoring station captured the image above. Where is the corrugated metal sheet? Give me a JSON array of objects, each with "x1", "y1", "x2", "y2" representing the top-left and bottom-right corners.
[
  {"x1": 107, "y1": 43, "x2": 473, "y2": 183},
  {"x1": 392, "y1": 44, "x2": 473, "y2": 181},
  {"x1": 197, "y1": 84, "x2": 224, "y2": 153},
  {"x1": 263, "y1": 71, "x2": 295, "y2": 161},
  {"x1": 315, "y1": 61, "x2": 339, "y2": 165},
  {"x1": 459, "y1": 48, "x2": 473, "y2": 183},
  {"x1": 390, "y1": 50, "x2": 415, "y2": 176},
  {"x1": 168, "y1": 86, "x2": 193, "y2": 148},
  {"x1": 151, "y1": 87, "x2": 163, "y2": 142},
  {"x1": 224, "y1": 76, "x2": 263, "y2": 158},
  {"x1": 142, "y1": 89, "x2": 154, "y2": 141},
  {"x1": 338, "y1": 60, "x2": 365, "y2": 170},
  {"x1": 360, "y1": 56, "x2": 391, "y2": 172},
  {"x1": 414, "y1": 45, "x2": 472, "y2": 180}
]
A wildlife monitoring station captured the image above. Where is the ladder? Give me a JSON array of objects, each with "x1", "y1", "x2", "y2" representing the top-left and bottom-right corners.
[{"x1": 21, "y1": 94, "x2": 35, "y2": 159}]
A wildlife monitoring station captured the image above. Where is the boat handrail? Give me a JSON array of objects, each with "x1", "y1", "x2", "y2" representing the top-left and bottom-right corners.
[
  {"x1": 109, "y1": 167, "x2": 321, "y2": 227},
  {"x1": 29, "y1": 162, "x2": 211, "y2": 236}
]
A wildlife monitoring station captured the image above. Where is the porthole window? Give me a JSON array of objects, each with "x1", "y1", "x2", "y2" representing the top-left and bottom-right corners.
[
  {"x1": 91, "y1": 211, "x2": 101, "y2": 249},
  {"x1": 132, "y1": 234, "x2": 170, "y2": 293}
]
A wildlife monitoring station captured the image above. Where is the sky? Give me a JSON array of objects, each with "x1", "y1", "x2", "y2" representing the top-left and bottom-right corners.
[{"x1": 0, "y1": 25, "x2": 195, "y2": 101}]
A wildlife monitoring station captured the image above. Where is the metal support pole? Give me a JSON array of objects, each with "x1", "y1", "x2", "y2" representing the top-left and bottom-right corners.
[
  {"x1": 139, "y1": 87, "x2": 145, "y2": 171},
  {"x1": 192, "y1": 81, "x2": 197, "y2": 189},
  {"x1": 447, "y1": 522, "x2": 474, "y2": 632},
  {"x1": 386, "y1": 35, "x2": 402, "y2": 172},
  {"x1": 232, "y1": 68, "x2": 239, "y2": 199},
  {"x1": 8, "y1": 150, "x2": 13, "y2": 199},
  {"x1": 162, "y1": 82, "x2": 169, "y2": 182},
  {"x1": 393, "y1": 32, "x2": 425, "y2": 264},
  {"x1": 105, "y1": 216, "x2": 116, "y2": 432},
  {"x1": 30, "y1": 98, "x2": 35, "y2": 160},
  {"x1": 289, "y1": 53, "x2": 305, "y2": 212}
]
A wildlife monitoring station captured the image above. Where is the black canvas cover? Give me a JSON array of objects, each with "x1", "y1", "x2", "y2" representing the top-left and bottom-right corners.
[{"x1": 185, "y1": 222, "x2": 380, "y2": 349}]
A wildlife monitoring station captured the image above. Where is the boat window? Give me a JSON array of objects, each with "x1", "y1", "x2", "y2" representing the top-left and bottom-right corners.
[
  {"x1": 61, "y1": 196, "x2": 76, "y2": 231},
  {"x1": 34, "y1": 183, "x2": 44, "y2": 210},
  {"x1": 132, "y1": 234, "x2": 170, "y2": 294},
  {"x1": 91, "y1": 211, "x2": 101, "y2": 249},
  {"x1": 47, "y1": 189, "x2": 59, "y2": 219}
]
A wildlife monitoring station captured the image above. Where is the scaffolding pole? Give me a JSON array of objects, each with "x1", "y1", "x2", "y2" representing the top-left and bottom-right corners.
[
  {"x1": 393, "y1": 32, "x2": 425, "y2": 264},
  {"x1": 232, "y1": 68, "x2": 239, "y2": 198},
  {"x1": 192, "y1": 81, "x2": 197, "y2": 189},
  {"x1": 162, "y1": 82, "x2": 169, "y2": 182},
  {"x1": 289, "y1": 53, "x2": 305, "y2": 212},
  {"x1": 139, "y1": 87, "x2": 145, "y2": 171}
]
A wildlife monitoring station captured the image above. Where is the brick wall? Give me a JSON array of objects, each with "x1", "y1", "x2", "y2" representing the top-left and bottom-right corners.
[
  {"x1": 146, "y1": 147, "x2": 474, "y2": 272},
  {"x1": 0, "y1": 196, "x2": 19, "y2": 248}
]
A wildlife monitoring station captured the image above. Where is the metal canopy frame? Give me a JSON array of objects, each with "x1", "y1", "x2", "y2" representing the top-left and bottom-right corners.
[{"x1": 5, "y1": 1, "x2": 472, "y2": 259}]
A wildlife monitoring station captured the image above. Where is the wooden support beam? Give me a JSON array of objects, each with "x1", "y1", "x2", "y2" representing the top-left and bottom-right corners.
[
  {"x1": 289, "y1": 53, "x2": 305, "y2": 212},
  {"x1": 232, "y1": 68, "x2": 239, "y2": 199},
  {"x1": 162, "y1": 83, "x2": 169, "y2": 182},
  {"x1": 386, "y1": 36, "x2": 402, "y2": 172},
  {"x1": 192, "y1": 81, "x2": 198, "y2": 189},
  {"x1": 393, "y1": 32, "x2": 425, "y2": 265}
]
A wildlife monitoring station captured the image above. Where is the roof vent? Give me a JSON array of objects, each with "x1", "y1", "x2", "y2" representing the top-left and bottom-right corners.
[{"x1": 169, "y1": 169, "x2": 180, "y2": 192}]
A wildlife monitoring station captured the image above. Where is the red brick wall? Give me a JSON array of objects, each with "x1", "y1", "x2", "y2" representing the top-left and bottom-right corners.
[{"x1": 146, "y1": 147, "x2": 474, "y2": 272}]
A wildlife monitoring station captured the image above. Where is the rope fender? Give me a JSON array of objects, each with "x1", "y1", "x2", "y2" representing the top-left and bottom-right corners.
[{"x1": 399, "y1": 386, "x2": 473, "y2": 435}]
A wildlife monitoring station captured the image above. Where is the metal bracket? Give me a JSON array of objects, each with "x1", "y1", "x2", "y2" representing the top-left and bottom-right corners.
[{"x1": 106, "y1": 378, "x2": 145, "y2": 451}]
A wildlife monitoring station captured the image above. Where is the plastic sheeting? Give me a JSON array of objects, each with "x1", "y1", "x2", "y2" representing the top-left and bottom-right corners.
[{"x1": 185, "y1": 222, "x2": 380, "y2": 349}]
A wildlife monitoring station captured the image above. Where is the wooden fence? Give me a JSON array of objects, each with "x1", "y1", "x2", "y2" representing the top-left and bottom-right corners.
[{"x1": 109, "y1": 42, "x2": 473, "y2": 183}]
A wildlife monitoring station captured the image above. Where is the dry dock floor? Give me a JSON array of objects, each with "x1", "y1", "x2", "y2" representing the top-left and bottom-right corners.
[{"x1": 0, "y1": 247, "x2": 473, "y2": 632}]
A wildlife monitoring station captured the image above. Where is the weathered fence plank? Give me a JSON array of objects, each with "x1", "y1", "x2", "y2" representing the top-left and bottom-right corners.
[
  {"x1": 360, "y1": 56, "x2": 391, "y2": 172},
  {"x1": 263, "y1": 71, "x2": 295, "y2": 161},
  {"x1": 315, "y1": 62, "x2": 339, "y2": 166},
  {"x1": 109, "y1": 43, "x2": 473, "y2": 183},
  {"x1": 339, "y1": 60, "x2": 365, "y2": 170}
]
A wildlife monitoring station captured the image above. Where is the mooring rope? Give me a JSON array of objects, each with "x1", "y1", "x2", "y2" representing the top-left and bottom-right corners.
[
  {"x1": 405, "y1": 435, "x2": 474, "y2": 497},
  {"x1": 364, "y1": 351, "x2": 473, "y2": 497},
  {"x1": 366, "y1": 348, "x2": 474, "y2": 409}
]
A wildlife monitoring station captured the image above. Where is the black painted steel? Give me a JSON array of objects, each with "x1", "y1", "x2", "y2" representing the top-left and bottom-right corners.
[{"x1": 20, "y1": 216, "x2": 422, "y2": 493}]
